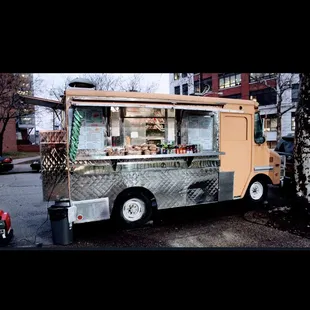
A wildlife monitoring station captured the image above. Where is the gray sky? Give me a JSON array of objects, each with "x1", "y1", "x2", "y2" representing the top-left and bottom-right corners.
[{"x1": 34, "y1": 73, "x2": 170, "y2": 98}]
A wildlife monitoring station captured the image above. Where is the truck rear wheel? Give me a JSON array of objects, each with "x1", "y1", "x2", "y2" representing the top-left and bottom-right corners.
[
  {"x1": 246, "y1": 178, "x2": 268, "y2": 204},
  {"x1": 113, "y1": 192, "x2": 153, "y2": 229}
]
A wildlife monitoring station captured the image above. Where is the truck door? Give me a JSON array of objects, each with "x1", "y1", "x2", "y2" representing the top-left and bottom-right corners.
[{"x1": 220, "y1": 113, "x2": 252, "y2": 198}]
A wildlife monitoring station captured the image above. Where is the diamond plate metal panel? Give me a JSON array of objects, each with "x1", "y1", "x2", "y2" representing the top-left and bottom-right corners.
[
  {"x1": 218, "y1": 171, "x2": 234, "y2": 201},
  {"x1": 40, "y1": 130, "x2": 69, "y2": 201},
  {"x1": 40, "y1": 130, "x2": 67, "y2": 143},
  {"x1": 70, "y1": 157, "x2": 219, "y2": 210}
]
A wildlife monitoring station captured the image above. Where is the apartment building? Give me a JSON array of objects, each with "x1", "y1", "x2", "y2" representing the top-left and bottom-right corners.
[
  {"x1": 169, "y1": 73, "x2": 299, "y2": 149},
  {"x1": 16, "y1": 73, "x2": 36, "y2": 144}
]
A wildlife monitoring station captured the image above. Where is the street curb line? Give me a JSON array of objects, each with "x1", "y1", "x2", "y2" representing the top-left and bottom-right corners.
[{"x1": 0, "y1": 171, "x2": 39, "y2": 175}]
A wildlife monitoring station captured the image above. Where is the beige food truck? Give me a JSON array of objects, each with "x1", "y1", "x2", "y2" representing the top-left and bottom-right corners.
[{"x1": 21, "y1": 87, "x2": 281, "y2": 231}]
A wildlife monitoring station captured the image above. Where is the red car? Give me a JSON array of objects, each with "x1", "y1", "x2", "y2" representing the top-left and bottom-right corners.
[
  {"x1": 0, "y1": 156, "x2": 14, "y2": 173},
  {"x1": 0, "y1": 209, "x2": 13, "y2": 246}
]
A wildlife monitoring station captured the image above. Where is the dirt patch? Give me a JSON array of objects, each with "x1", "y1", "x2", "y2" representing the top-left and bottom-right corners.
[
  {"x1": 266, "y1": 205, "x2": 310, "y2": 239},
  {"x1": 245, "y1": 185, "x2": 310, "y2": 240}
]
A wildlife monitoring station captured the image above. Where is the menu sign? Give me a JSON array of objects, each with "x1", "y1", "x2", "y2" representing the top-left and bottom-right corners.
[
  {"x1": 78, "y1": 108, "x2": 105, "y2": 150},
  {"x1": 188, "y1": 115, "x2": 213, "y2": 150}
]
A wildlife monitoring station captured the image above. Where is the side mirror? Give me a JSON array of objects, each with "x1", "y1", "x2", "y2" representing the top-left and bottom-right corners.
[
  {"x1": 261, "y1": 136, "x2": 266, "y2": 144},
  {"x1": 255, "y1": 136, "x2": 265, "y2": 145}
]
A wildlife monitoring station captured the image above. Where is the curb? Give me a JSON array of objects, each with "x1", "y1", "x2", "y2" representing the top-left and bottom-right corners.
[
  {"x1": 0, "y1": 170, "x2": 39, "y2": 175},
  {"x1": 14, "y1": 160, "x2": 36, "y2": 165}
]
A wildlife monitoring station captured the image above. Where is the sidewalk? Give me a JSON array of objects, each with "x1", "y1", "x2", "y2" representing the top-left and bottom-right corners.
[
  {"x1": 0, "y1": 156, "x2": 40, "y2": 174},
  {"x1": 13, "y1": 156, "x2": 40, "y2": 165}
]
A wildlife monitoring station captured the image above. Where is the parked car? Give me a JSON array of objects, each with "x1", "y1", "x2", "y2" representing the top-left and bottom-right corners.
[
  {"x1": 274, "y1": 134, "x2": 294, "y2": 188},
  {"x1": 0, "y1": 156, "x2": 14, "y2": 173},
  {"x1": 30, "y1": 159, "x2": 41, "y2": 172}
]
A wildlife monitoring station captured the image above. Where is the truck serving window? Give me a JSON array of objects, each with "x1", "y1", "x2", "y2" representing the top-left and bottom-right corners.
[
  {"x1": 68, "y1": 106, "x2": 176, "y2": 159},
  {"x1": 68, "y1": 105, "x2": 217, "y2": 160},
  {"x1": 123, "y1": 107, "x2": 171, "y2": 147},
  {"x1": 254, "y1": 112, "x2": 265, "y2": 144}
]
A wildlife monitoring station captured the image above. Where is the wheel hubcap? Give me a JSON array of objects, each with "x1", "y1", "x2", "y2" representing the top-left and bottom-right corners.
[
  {"x1": 122, "y1": 198, "x2": 145, "y2": 222},
  {"x1": 250, "y1": 181, "x2": 264, "y2": 200}
]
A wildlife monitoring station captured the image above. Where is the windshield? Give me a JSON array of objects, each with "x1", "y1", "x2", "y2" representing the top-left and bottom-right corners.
[{"x1": 254, "y1": 112, "x2": 265, "y2": 144}]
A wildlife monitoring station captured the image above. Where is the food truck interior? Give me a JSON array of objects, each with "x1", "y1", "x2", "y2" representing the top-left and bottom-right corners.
[{"x1": 68, "y1": 105, "x2": 217, "y2": 160}]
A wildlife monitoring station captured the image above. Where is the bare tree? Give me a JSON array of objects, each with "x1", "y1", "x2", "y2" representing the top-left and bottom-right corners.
[
  {"x1": 29, "y1": 76, "x2": 69, "y2": 131},
  {"x1": 0, "y1": 73, "x2": 42, "y2": 156},
  {"x1": 46, "y1": 74, "x2": 158, "y2": 129},
  {"x1": 49, "y1": 73, "x2": 159, "y2": 96},
  {"x1": 294, "y1": 73, "x2": 310, "y2": 211},
  {"x1": 82, "y1": 73, "x2": 123, "y2": 91},
  {"x1": 250, "y1": 73, "x2": 296, "y2": 141},
  {"x1": 119, "y1": 74, "x2": 158, "y2": 93},
  {"x1": 49, "y1": 76, "x2": 73, "y2": 100}
]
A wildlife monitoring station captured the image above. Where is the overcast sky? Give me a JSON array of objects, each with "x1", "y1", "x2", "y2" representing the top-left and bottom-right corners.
[{"x1": 34, "y1": 73, "x2": 170, "y2": 98}]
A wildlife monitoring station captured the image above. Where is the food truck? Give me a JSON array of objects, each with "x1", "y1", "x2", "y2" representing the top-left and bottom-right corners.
[{"x1": 21, "y1": 87, "x2": 281, "y2": 230}]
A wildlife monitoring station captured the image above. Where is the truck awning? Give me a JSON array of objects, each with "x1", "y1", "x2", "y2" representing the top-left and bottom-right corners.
[{"x1": 18, "y1": 94, "x2": 64, "y2": 110}]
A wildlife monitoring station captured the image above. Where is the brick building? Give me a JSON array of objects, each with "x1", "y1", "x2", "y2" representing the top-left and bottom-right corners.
[
  {"x1": 169, "y1": 73, "x2": 299, "y2": 149},
  {"x1": 1, "y1": 118, "x2": 17, "y2": 153},
  {"x1": 0, "y1": 73, "x2": 37, "y2": 154}
]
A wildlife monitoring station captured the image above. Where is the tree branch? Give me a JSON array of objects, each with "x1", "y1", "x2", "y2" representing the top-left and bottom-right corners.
[
  {"x1": 250, "y1": 73, "x2": 278, "y2": 93},
  {"x1": 281, "y1": 103, "x2": 296, "y2": 116}
]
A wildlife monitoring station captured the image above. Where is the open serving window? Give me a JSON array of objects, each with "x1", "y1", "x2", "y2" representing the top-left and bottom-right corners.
[{"x1": 68, "y1": 104, "x2": 218, "y2": 160}]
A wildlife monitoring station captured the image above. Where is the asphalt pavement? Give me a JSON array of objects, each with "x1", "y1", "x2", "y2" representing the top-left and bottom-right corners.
[
  {"x1": 1, "y1": 171, "x2": 310, "y2": 249},
  {"x1": 5, "y1": 156, "x2": 40, "y2": 174}
]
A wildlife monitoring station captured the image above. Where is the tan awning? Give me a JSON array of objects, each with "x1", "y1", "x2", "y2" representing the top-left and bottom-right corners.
[{"x1": 18, "y1": 94, "x2": 64, "y2": 110}]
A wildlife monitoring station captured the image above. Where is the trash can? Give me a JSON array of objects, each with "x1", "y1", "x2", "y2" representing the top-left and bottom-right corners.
[{"x1": 48, "y1": 200, "x2": 73, "y2": 245}]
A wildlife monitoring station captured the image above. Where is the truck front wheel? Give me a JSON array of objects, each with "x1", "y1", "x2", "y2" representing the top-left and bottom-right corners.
[{"x1": 246, "y1": 178, "x2": 268, "y2": 204}]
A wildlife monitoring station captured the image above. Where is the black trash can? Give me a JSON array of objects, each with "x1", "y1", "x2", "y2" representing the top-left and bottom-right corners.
[{"x1": 48, "y1": 200, "x2": 73, "y2": 245}]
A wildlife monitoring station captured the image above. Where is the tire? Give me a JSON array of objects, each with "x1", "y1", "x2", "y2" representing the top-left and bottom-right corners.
[
  {"x1": 0, "y1": 229, "x2": 13, "y2": 247},
  {"x1": 245, "y1": 178, "x2": 268, "y2": 204},
  {"x1": 113, "y1": 191, "x2": 153, "y2": 229}
]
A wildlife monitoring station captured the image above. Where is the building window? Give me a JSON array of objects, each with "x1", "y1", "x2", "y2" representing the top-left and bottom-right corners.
[
  {"x1": 250, "y1": 73, "x2": 277, "y2": 82},
  {"x1": 219, "y1": 73, "x2": 241, "y2": 89},
  {"x1": 182, "y1": 84, "x2": 188, "y2": 95},
  {"x1": 174, "y1": 73, "x2": 180, "y2": 80},
  {"x1": 291, "y1": 112, "x2": 296, "y2": 131},
  {"x1": 224, "y1": 93, "x2": 242, "y2": 99},
  {"x1": 263, "y1": 114, "x2": 277, "y2": 132},
  {"x1": 292, "y1": 83, "x2": 299, "y2": 103},
  {"x1": 201, "y1": 78, "x2": 212, "y2": 92},
  {"x1": 182, "y1": 73, "x2": 187, "y2": 78},
  {"x1": 19, "y1": 114, "x2": 35, "y2": 126},
  {"x1": 193, "y1": 77, "x2": 212, "y2": 93},
  {"x1": 194, "y1": 80, "x2": 200, "y2": 93},
  {"x1": 17, "y1": 90, "x2": 31, "y2": 96},
  {"x1": 249, "y1": 88, "x2": 277, "y2": 106},
  {"x1": 174, "y1": 86, "x2": 180, "y2": 95}
]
